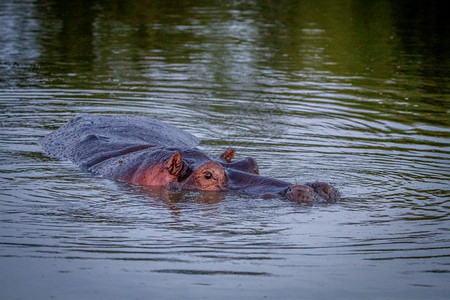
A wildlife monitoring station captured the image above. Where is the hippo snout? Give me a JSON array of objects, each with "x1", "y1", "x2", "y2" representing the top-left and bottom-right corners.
[
  {"x1": 306, "y1": 182, "x2": 341, "y2": 203},
  {"x1": 281, "y1": 182, "x2": 341, "y2": 203},
  {"x1": 281, "y1": 185, "x2": 317, "y2": 203}
]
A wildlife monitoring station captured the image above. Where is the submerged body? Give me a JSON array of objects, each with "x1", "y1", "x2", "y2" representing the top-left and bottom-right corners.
[{"x1": 40, "y1": 114, "x2": 340, "y2": 203}]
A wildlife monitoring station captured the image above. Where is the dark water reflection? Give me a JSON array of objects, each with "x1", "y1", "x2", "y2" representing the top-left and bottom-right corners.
[{"x1": 1, "y1": 0, "x2": 449, "y2": 299}]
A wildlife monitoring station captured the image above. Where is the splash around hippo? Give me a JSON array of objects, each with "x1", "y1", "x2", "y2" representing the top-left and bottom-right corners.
[{"x1": 40, "y1": 114, "x2": 340, "y2": 204}]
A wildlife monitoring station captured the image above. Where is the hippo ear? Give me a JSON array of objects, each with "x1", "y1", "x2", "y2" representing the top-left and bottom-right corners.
[
  {"x1": 166, "y1": 152, "x2": 184, "y2": 176},
  {"x1": 220, "y1": 148, "x2": 235, "y2": 163}
]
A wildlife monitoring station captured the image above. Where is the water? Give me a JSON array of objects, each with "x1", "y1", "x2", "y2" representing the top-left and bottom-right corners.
[{"x1": 1, "y1": 0, "x2": 449, "y2": 299}]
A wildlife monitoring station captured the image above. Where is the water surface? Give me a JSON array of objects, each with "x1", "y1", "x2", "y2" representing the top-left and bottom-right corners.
[{"x1": 0, "y1": 0, "x2": 449, "y2": 299}]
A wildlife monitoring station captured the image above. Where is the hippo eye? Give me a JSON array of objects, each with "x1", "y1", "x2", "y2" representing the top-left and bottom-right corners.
[{"x1": 204, "y1": 172, "x2": 212, "y2": 180}]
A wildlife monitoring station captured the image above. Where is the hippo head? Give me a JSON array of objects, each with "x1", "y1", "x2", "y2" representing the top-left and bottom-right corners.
[
  {"x1": 165, "y1": 148, "x2": 258, "y2": 192},
  {"x1": 172, "y1": 148, "x2": 261, "y2": 191},
  {"x1": 135, "y1": 149, "x2": 339, "y2": 203}
]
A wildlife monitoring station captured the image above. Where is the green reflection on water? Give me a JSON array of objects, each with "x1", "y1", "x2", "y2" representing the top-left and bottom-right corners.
[
  {"x1": 1, "y1": 0, "x2": 443, "y2": 126},
  {"x1": 20, "y1": 2, "x2": 444, "y2": 78}
]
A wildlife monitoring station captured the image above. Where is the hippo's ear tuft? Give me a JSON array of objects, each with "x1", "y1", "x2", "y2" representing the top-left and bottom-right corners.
[
  {"x1": 220, "y1": 148, "x2": 235, "y2": 163},
  {"x1": 166, "y1": 152, "x2": 184, "y2": 176}
]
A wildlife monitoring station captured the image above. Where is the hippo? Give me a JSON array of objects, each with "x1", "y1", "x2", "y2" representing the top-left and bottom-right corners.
[{"x1": 40, "y1": 114, "x2": 340, "y2": 203}]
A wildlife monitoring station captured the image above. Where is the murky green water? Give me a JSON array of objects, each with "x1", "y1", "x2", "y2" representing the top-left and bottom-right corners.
[{"x1": 1, "y1": 0, "x2": 449, "y2": 299}]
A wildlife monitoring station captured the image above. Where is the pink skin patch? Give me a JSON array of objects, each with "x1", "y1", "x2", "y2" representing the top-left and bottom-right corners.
[{"x1": 130, "y1": 163, "x2": 178, "y2": 187}]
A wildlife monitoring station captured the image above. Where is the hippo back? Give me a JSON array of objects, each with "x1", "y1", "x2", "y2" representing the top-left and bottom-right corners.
[{"x1": 39, "y1": 114, "x2": 199, "y2": 167}]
